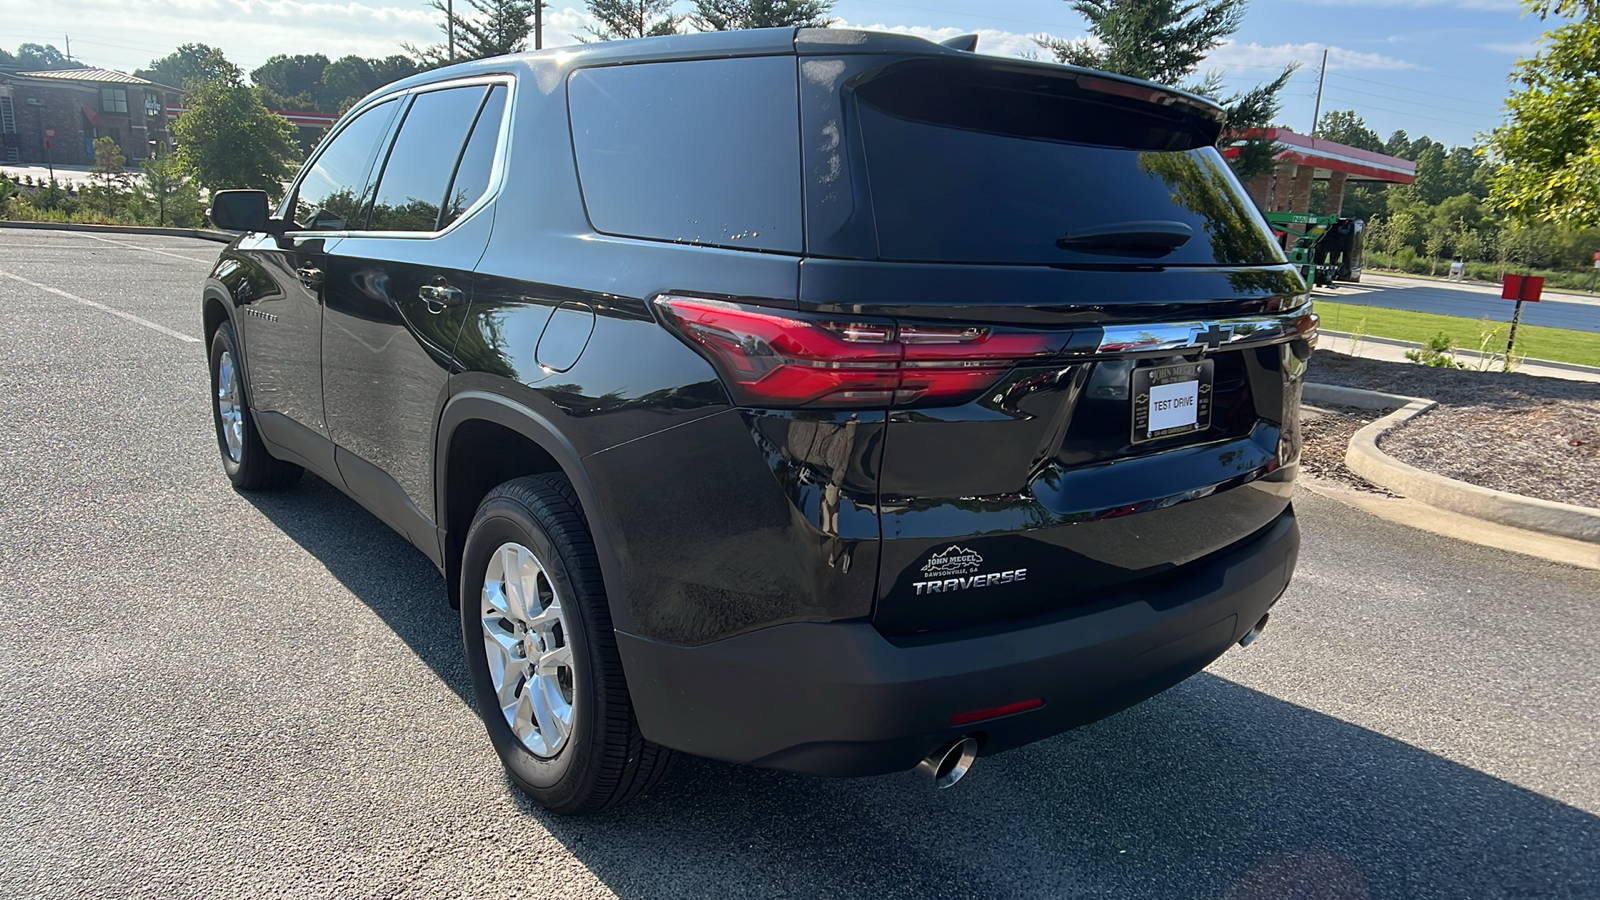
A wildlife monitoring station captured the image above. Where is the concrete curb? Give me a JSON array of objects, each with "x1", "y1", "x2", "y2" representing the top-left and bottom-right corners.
[
  {"x1": 1302, "y1": 382, "x2": 1418, "y2": 410},
  {"x1": 0, "y1": 220, "x2": 236, "y2": 243},
  {"x1": 1306, "y1": 381, "x2": 1600, "y2": 544},
  {"x1": 1320, "y1": 330, "x2": 1600, "y2": 378}
]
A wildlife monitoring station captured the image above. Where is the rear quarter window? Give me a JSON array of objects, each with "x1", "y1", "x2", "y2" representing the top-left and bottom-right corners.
[{"x1": 567, "y1": 57, "x2": 802, "y2": 254}]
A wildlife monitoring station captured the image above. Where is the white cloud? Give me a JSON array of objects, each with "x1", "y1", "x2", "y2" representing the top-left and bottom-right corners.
[
  {"x1": 5, "y1": 2, "x2": 602, "y2": 76},
  {"x1": 830, "y1": 21, "x2": 1068, "y2": 60},
  {"x1": 1483, "y1": 39, "x2": 1543, "y2": 56},
  {"x1": 1204, "y1": 40, "x2": 1423, "y2": 73}
]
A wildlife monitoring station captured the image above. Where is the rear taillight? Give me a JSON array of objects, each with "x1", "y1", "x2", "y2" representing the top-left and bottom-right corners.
[{"x1": 655, "y1": 296, "x2": 1064, "y2": 409}]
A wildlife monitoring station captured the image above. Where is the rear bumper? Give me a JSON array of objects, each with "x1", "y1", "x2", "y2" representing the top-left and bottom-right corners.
[{"x1": 617, "y1": 506, "x2": 1299, "y2": 776}]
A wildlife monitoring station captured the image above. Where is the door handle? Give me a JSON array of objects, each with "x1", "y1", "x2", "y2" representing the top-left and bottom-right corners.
[
  {"x1": 419, "y1": 282, "x2": 467, "y2": 314},
  {"x1": 296, "y1": 266, "x2": 323, "y2": 289}
]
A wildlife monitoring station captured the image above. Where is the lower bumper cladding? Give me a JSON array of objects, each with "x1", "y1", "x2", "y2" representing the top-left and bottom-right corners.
[{"x1": 616, "y1": 508, "x2": 1299, "y2": 777}]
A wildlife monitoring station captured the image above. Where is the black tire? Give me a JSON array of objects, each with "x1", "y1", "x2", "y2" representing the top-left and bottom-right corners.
[
  {"x1": 460, "y1": 474, "x2": 672, "y2": 814},
  {"x1": 208, "y1": 321, "x2": 302, "y2": 491}
]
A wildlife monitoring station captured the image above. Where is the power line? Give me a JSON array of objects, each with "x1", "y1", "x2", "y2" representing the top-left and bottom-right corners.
[
  {"x1": 1324, "y1": 98, "x2": 1493, "y2": 129},
  {"x1": 1324, "y1": 83, "x2": 1503, "y2": 118},
  {"x1": 1326, "y1": 71, "x2": 1506, "y2": 108}
]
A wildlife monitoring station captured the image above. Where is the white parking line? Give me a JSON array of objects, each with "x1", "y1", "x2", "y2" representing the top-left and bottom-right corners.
[
  {"x1": 0, "y1": 268, "x2": 201, "y2": 343},
  {"x1": 73, "y1": 232, "x2": 221, "y2": 264}
]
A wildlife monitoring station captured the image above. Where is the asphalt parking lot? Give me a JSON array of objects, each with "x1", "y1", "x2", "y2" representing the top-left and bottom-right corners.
[
  {"x1": 1328, "y1": 272, "x2": 1600, "y2": 333},
  {"x1": 1, "y1": 229, "x2": 1597, "y2": 899}
]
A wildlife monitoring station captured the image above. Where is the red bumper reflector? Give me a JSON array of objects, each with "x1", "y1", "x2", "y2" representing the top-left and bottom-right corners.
[{"x1": 950, "y1": 697, "x2": 1044, "y2": 726}]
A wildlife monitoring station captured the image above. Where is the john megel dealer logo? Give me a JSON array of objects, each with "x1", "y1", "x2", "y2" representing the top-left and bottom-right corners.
[
  {"x1": 914, "y1": 546, "x2": 1027, "y2": 596},
  {"x1": 920, "y1": 546, "x2": 984, "y2": 577}
]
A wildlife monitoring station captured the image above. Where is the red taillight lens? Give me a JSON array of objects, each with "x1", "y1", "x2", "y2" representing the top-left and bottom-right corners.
[{"x1": 655, "y1": 296, "x2": 1063, "y2": 409}]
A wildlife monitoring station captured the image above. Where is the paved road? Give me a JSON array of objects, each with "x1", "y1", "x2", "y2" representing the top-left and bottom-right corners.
[
  {"x1": 1323, "y1": 272, "x2": 1600, "y2": 333},
  {"x1": 2, "y1": 230, "x2": 1597, "y2": 899}
]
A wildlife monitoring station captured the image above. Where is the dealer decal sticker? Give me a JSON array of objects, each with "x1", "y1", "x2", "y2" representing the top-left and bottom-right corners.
[{"x1": 913, "y1": 546, "x2": 1027, "y2": 595}]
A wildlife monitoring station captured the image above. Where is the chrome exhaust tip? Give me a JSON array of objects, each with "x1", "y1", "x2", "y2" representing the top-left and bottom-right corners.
[
  {"x1": 1239, "y1": 613, "x2": 1270, "y2": 647},
  {"x1": 917, "y1": 736, "x2": 978, "y2": 789}
]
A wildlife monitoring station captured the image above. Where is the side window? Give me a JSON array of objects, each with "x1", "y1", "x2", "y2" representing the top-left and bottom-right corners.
[
  {"x1": 567, "y1": 57, "x2": 802, "y2": 254},
  {"x1": 368, "y1": 86, "x2": 490, "y2": 233},
  {"x1": 440, "y1": 85, "x2": 508, "y2": 229},
  {"x1": 293, "y1": 99, "x2": 397, "y2": 232}
]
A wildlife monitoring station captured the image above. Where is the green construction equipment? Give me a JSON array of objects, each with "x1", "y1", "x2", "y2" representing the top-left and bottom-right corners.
[{"x1": 1265, "y1": 211, "x2": 1364, "y2": 288}]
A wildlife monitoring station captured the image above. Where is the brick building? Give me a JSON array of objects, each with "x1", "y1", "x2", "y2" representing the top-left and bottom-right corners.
[{"x1": 0, "y1": 68, "x2": 180, "y2": 166}]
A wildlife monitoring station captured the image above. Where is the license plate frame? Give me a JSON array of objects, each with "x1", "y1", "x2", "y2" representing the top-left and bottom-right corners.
[{"x1": 1131, "y1": 360, "x2": 1214, "y2": 443}]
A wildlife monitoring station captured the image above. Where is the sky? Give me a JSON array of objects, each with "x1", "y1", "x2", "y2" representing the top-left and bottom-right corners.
[{"x1": 0, "y1": 0, "x2": 1552, "y2": 149}]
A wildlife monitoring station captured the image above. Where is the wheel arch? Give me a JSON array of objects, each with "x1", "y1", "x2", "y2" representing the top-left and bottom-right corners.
[{"x1": 436, "y1": 391, "x2": 628, "y2": 628}]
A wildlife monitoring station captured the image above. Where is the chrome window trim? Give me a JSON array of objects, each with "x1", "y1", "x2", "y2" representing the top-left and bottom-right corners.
[
  {"x1": 279, "y1": 73, "x2": 517, "y2": 241},
  {"x1": 1085, "y1": 300, "x2": 1318, "y2": 357}
]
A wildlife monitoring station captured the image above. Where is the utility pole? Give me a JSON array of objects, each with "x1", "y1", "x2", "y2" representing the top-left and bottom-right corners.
[
  {"x1": 64, "y1": 34, "x2": 72, "y2": 62},
  {"x1": 447, "y1": 0, "x2": 455, "y2": 61},
  {"x1": 535, "y1": 0, "x2": 543, "y2": 50},
  {"x1": 1311, "y1": 48, "x2": 1328, "y2": 135}
]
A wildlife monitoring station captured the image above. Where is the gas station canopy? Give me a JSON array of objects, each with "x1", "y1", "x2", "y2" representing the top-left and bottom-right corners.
[{"x1": 1223, "y1": 128, "x2": 1416, "y2": 215}]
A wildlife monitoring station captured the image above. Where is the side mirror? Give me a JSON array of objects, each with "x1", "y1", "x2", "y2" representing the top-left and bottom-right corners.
[{"x1": 209, "y1": 190, "x2": 280, "y2": 234}]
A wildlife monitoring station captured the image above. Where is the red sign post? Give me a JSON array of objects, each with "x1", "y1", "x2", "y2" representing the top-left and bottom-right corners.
[{"x1": 1501, "y1": 274, "x2": 1545, "y2": 368}]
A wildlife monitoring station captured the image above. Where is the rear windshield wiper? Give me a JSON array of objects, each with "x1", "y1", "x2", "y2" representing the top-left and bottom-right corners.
[{"x1": 1056, "y1": 221, "x2": 1194, "y2": 257}]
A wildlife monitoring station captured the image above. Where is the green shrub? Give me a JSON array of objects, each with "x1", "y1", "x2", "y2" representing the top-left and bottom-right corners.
[
  {"x1": 1393, "y1": 247, "x2": 1418, "y2": 271},
  {"x1": 1405, "y1": 331, "x2": 1468, "y2": 368}
]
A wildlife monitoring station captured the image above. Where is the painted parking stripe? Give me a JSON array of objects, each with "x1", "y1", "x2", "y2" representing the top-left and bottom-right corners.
[
  {"x1": 74, "y1": 232, "x2": 221, "y2": 263},
  {"x1": 0, "y1": 268, "x2": 200, "y2": 343}
]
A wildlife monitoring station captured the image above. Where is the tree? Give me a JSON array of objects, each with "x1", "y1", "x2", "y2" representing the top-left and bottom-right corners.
[
  {"x1": 1316, "y1": 110, "x2": 1383, "y2": 152},
  {"x1": 1384, "y1": 129, "x2": 1412, "y2": 158},
  {"x1": 693, "y1": 0, "x2": 834, "y2": 29},
  {"x1": 174, "y1": 63, "x2": 299, "y2": 196},
  {"x1": 409, "y1": 0, "x2": 544, "y2": 65},
  {"x1": 1488, "y1": 0, "x2": 1600, "y2": 226},
  {"x1": 14, "y1": 43, "x2": 85, "y2": 71},
  {"x1": 251, "y1": 54, "x2": 331, "y2": 110},
  {"x1": 1372, "y1": 211, "x2": 1416, "y2": 267},
  {"x1": 130, "y1": 149, "x2": 203, "y2": 227},
  {"x1": 1423, "y1": 224, "x2": 1448, "y2": 274},
  {"x1": 1035, "y1": 0, "x2": 1297, "y2": 182},
  {"x1": 136, "y1": 44, "x2": 233, "y2": 88},
  {"x1": 87, "y1": 136, "x2": 133, "y2": 218},
  {"x1": 582, "y1": 0, "x2": 683, "y2": 40},
  {"x1": 1447, "y1": 217, "x2": 1483, "y2": 263}
]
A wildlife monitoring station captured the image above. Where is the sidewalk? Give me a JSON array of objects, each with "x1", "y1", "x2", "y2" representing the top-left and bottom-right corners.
[
  {"x1": 0, "y1": 164, "x2": 96, "y2": 188},
  {"x1": 1317, "y1": 331, "x2": 1600, "y2": 383}
]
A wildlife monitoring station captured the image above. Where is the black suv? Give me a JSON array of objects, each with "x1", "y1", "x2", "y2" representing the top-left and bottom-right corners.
[{"x1": 204, "y1": 28, "x2": 1312, "y2": 814}]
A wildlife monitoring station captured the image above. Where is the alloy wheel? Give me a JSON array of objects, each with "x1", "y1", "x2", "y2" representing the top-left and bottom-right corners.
[{"x1": 480, "y1": 542, "x2": 575, "y2": 758}]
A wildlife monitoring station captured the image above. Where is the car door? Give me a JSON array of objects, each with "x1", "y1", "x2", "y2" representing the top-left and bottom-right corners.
[
  {"x1": 242, "y1": 98, "x2": 400, "y2": 474},
  {"x1": 319, "y1": 80, "x2": 510, "y2": 556}
]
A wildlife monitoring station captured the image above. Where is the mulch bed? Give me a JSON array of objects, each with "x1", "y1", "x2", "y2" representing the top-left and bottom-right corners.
[
  {"x1": 1307, "y1": 351, "x2": 1600, "y2": 509},
  {"x1": 1298, "y1": 404, "x2": 1400, "y2": 496}
]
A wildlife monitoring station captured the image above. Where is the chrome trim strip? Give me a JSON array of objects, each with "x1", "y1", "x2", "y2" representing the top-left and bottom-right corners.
[{"x1": 1090, "y1": 302, "x2": 1318, "y2": 356}]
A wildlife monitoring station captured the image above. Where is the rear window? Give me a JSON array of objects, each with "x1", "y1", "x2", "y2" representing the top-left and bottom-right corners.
[
  {"x1": 853, "y1": 63, "x2": 1283, "y2": 267},
  {"x1": 568, "y1": 57, "x2": 802, "y2": 254}
]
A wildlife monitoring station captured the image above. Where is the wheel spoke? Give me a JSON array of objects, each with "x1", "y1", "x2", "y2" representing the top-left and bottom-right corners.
[
  {"x1": 539, "y1": 675, "x2": 571, "y2": 741},
  {"x1": 529, "y1": 675, "x2": 561, "y2": 745},
  {"x1": 482, "y1": 580, "x2": 512, "y2": 617},
  {"x1": 525, "y1": 600, "x2": 562, "y2": 632},
  {"x1": 497, "y1": 660, "x2": 527, "y2": 709},
  {"x1": 535, "y1": 644, "x2": 572, "y2": 677}
]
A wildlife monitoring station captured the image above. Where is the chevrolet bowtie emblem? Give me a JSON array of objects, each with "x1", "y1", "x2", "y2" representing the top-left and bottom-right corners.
[{"x1": 1192, "y1": 324, "x2": 1234, "y2": 350}]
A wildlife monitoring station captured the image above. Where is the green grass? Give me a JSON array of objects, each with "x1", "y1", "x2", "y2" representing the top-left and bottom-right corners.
[{"x1": 1315, "y1": 300, "x2": 1600, "y2": 368}]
